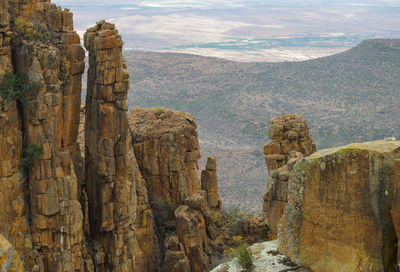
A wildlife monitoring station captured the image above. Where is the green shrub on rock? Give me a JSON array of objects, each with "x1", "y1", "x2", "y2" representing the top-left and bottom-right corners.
[
  {"x1": 19, "y1": 143, "x2": 43, "y2": 170},
  {"x1": 0, "y1": 70, "x2": 41, "y2": 104},
  {"x1": 233, "y1": 243, "x2": 254, "y2": 271}
]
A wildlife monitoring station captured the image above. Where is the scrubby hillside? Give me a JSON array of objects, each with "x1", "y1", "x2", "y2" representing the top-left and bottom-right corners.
[{"x1": 126, "y1": 39, "x2": 400, "y2": 212}]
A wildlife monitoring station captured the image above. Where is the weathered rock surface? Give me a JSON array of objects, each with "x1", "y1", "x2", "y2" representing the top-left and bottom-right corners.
[
  {"x1": 129, "y1": 107, "x2": 216, "y2": 272},
  {"x1": 129, "y1": 107, "x2": 201, "y2": 206},
  {"x1": 391, "y1": 159, "x2": 400, "y2": 268},
  {"x1": 201, "y1": 157, "x2": 222, "y2": 211},
  {"x1": 0, "y1": 234, "x2": 24, "y2": 272},
  {"x1": 84, "y1": 20, "x2": 139, "y2": 271},
  {"x1": 264, "y1": 114, "x2": 316, "y2": 172},
  {"x1": 279, "y1": 140, "x2": 400, "y2": 272},
  {"x1": 1, "y1": 1, "x2": 222, "y2": 271},
  {"x1": 2, "y1": 1, "x2": 87, "y2": 271},
  {"x1": 263, "y1": 114, "x2": 315, "y2": 239}
]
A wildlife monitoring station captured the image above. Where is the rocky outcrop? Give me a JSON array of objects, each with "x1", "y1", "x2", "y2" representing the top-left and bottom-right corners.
[
  {"x1": 129, "y1": 107, "x2": 216, "y2": 272},
  {"x1": 129, "y1": 107, "x2": 201, "y2": 206},
  {"x1": 84, "y1": 21, "x2": 138, "y2": 271},
  {"x1": 201, "y1": 157, "x2": 222, "y2": 211},
  {"x1": 279, "y1": 140, "x2": 400, "y2": 271},
  {"x1": 263, "y1": 114, "x2": 315, "y2": 239}
]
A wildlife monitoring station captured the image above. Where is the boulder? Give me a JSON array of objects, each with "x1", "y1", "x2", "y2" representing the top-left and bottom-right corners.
[{"x1": 279, "y1": 140, "x2": 400, "y2": 272}]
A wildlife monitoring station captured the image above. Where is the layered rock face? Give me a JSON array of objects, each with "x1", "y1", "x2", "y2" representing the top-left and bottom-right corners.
[
  {"x1": 84, "y1": 21, "x2": 139, "y2": 271},
  {"x1": 0, "y1": 0, "x2": 86, "y2": 271},
  {"x1": 263, "y1": 114, "x2": 315, "y2": 239},
  {"x1": 0, "y1": 2, "x2": 35, "y2": 270},
  {"x1": 279, "y1": 140, "x2": 400, "y2": 271},
  {"x1": 129, "y1": 107, "x2": 217, "y2": 272}
]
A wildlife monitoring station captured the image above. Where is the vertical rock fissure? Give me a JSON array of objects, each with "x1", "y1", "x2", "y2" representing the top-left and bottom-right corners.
[{"x1": 370, "y1": 156, "x2": 398, "y2": 271}]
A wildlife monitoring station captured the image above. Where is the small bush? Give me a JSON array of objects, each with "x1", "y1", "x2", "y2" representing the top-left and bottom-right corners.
[
  {"x1": 0, "y1": 70, "x2": 41, "y2": 104},
  {"x1": 0, "y1": 71, "x2": 21, "y2": 102},
  {"x1": 233, "y1": 243, "x2": 254, "y2": 271},
  {"x1": 154, "y1": 107, "x2": 164, "y2": 116},
  {"x1": 13, "y1": 16, "x2": 50, "y2": 41},
  {"x1": 271, "y1": 169, "x2": 280, "y2": 179},
  {"x1": 60, "y1": 57, "x2": 70, "y2": 85},
  {"x1": 19, "y1": 143, "x2": 43, "y2": 170}
]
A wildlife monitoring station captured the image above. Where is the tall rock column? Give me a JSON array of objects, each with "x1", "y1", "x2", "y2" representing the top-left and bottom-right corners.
[
  {"x1": 0, "y1": 2, "x2": 40, "y2": 270},
  {"x1": 263, "y1": 114, "x2": 316, "y2": 239},
  {"x1": 201, "y1": 157, "x2": 222, "y2": 210},
  {"x1": 84, "y1": 21, "x2": 137, "y2": 272}
]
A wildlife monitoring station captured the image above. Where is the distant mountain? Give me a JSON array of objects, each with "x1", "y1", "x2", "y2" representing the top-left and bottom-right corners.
[{"x1": 125, "y1": 39, "x2": 400, "y2": 213}]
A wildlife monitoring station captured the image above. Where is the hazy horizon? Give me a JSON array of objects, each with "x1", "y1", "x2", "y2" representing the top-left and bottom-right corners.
[{"x1": 53, "y1": 0, "x2": 400, "y2": 61}]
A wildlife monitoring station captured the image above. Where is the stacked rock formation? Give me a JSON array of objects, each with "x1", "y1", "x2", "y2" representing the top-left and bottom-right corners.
[
  {"x1": 201, "y1": 157, "x2": 222, "y2": 210},
  {"x1": 279, "y1": 140, "x2": 400, "y2": 271},
  {"x1": 129, "y1": 107, "x2": 217, "y2": 272},
  {"x1": 263, "y1": 114, "x2": 316, "y2": 239}
]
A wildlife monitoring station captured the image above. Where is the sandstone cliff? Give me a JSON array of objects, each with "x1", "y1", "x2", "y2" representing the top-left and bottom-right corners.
[
  {"x1": 279, "y1": 140, "x2": 400, "y2": 271},
  {"x1": 263, "y1": 114, "x2": 315, "y2": 239},
  {"x1": 1, "y1": 0, "x2": 87, "y2": 271}
]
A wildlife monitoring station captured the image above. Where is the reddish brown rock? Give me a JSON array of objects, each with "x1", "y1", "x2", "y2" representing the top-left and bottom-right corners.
[
  {"x1": 263, "y1": 114, "x2": 315, "y2": 239},
  {"x1": 84, "y1": 21, "x2": 138, "y2": 272},
  {"x1": 201, "y1": 157, "x2": 222, "y2": 210},
  {"x1": 279, "y1": 140, "x2": 400, "y2": 271}
]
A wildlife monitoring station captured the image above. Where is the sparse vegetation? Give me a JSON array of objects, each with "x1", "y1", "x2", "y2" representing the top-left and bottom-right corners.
[
  {"x1": 232, "y1": 243, "x2": 254, "y2": 271},
  {"x1": 12, "y1": 16, "x2": 50, "y2": 41},
  {"x1": 60, "y1": 57, "x2": 70, "y2": 85},
  {"x1": 271, "y1": 169, "x2": 280, "y2": 179},
  {"x1": 154, "y1": 107, "x2": 164, "y2": 116},
  {"x1": 127, "y1": 41, "x2": 400, "y2": 212},
  {"x1": 0, "y1": 70, "x2": 41, "y2": 104},
  {"x1": 19, "y1": 143, "x2": 43, "y2": 170}
]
